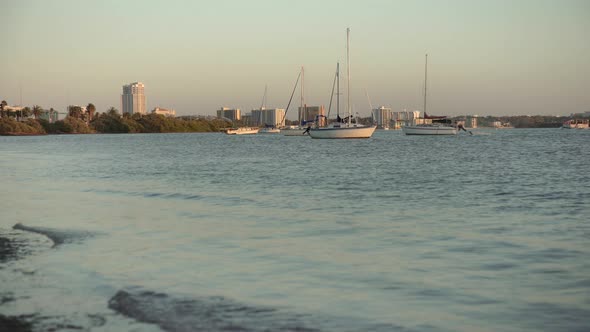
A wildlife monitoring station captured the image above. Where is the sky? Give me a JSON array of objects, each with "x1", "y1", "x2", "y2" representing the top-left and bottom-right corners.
[{"x1": 1, "y1": 0, "x2": 589, "y2": 118}]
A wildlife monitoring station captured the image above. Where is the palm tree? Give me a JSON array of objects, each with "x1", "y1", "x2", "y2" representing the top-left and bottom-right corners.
[
  {"x1": 49, "y1": 108, "x2": 57, "y2": 123},
  {"x1": 32, "y1": 105, "x2": 43, "y2": 120},
  {"x1": 0, "y1": 100, "x2": 7, "y2": 118},
  {"x1": 68, "y1": 105, "x2": 82, "y2": 119},
  {"x1": 21, "y1": 107, "x2": 32, "y2": 121},
  {"x1": 107, "y1": 107, "x2": 119, "y2": 117},
  {"x1": 86, "y1": 103, "x2": 96, "y2": 122}
]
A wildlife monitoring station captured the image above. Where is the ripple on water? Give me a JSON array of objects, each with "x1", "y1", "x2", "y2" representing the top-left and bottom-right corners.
[
  {"x1": 12, "y1": 223, "x2": 99, "y2": 247},
  {"x1": 108, "y1": 288, "x2": 413, "y2": 332}
]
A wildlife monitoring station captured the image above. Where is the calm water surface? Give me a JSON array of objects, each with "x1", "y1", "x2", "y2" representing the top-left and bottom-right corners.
[{"x1": 1, "y1": 129, "x2": 589, "y2": 331}]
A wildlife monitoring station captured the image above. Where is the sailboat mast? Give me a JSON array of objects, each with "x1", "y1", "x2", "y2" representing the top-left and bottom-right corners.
[
  {"x1": 300, "y1": 66, "x2": 305, "y2": 126},
  {"x1": 337, "y1": 62, "x2": 340, "y2": 118},
  {"x1": 260, "y1": 85, "x2": 267, "y2": 110},
  {"x1": 423, "y1": 53, "x2": 428, "y2": 119},
  {"x1": 346, "y1": 28, "x2": 351, "y2": 121},
  {"x1": 259, "y1": 85, "x2": 267, "y2": 126}
]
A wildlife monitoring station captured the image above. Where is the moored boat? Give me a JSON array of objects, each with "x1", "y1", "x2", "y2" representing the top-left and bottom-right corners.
[
  {"x1": 225, "y1": 127, "x2": 259, "y2": 135},
  {"x1": 308, "y1": 28, "x2": 376, "y2": 139},
  {"x1": 258, "y1": 127, "x2": 281, "y2": 134},
  {"x1": 309, "y1": 124, "x2": 376, "y2": 138},
  {"x1": 402, "y1": 54, "x2": 457, "y2": 136},
  {"x1": 562, "y1": 119, "x2": 589, "y2": 129},
  {"x1": 279, "y1": 67, "x2": 310, "y2": 137},
  {"x1": 402, "y1": 123, "x2": 457, "y2": 135}
]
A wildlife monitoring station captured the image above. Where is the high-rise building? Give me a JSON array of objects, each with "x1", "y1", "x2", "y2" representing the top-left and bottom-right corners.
[
  {"x1": 372, "y1": 106, "x2": 392, "y2": 129},
  {"x1": 467, "y1": 115, "x2": 478, "y2": 128},
  {"x1": 250, "y1": 108, "x2": 286, "y2": 127},
  {"x1": 122, "y1": 82, "x2": 146, "y2": 115},
  {"x1": 298, "y1": 105, "x2": 325, "y2": 126},
  {"x1": 392, "y1": 110, "x2": 421, "y2": 126},
  {"x1": 217, "y1": 107, "x2": 241, "y2": 122}
]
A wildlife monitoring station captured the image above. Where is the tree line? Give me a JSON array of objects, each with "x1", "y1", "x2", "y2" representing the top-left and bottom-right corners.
[{"x1": 0, "y1": 102, "x2": 231, "y2": 135}]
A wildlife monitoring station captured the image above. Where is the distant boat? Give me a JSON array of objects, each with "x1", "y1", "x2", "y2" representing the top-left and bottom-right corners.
[
  {"x1": 308, "y1": 28, "x2": 376, "y2": 139},
  {"x1": 225, "y1": 127, "x2": 259, "y2": 135},
  {"x1": 402, "y1": 54, "x2": 457, "y2": 136},
  {"x1": 259, "y1": 127, "x2": 281, "y2": 134},
  {"x1": 562, "y1": 119, "x2": 589, "y2": 129},
  {"x1": 255, "y1": 86, "x2": 281, "y2": 134},
  {"x1": 281, "y1": 67, "x2": 310, "y2": 136},
  {"x1": 402, "y1": 114, "x2": 458, "y2": 135}
]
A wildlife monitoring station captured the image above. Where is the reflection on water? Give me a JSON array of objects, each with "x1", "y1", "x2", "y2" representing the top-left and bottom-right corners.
[{"x1": 1, "y1": 129, "x2": 589, "y2": 332}]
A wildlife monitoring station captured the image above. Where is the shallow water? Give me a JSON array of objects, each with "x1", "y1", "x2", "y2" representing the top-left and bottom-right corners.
[{"x1": 1, "y1": 129, "x2": 589, "y2": 331}]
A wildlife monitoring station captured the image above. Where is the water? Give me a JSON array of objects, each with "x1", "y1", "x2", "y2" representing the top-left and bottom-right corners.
[{"x1": 1, "y1": 129, "x2": 589, "y2": 332}]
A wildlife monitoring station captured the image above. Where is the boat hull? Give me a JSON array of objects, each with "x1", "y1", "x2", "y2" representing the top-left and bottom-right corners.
[
  {"x1": 308, "y1": 125, "x2": 376, "y2": 139},
  {"x1": 259, "y1": 128, "x2": 281, "y2": 134},
  {"x1": 402, "y1": 125, "x2": 457, "y2": 135},
  {"x1": 562, "y1": 120, "x2": 589, "y2": 129},
  {"x1": 225, "y1": 127, "x2": 260, "y2": 135}
]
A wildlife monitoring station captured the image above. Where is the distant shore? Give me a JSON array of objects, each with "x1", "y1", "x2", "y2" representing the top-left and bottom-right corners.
[
  {"x1": 0, "y1": 114, "x2": 229, "y2": 136},
  {"x1": 0, "y1": 112, "x2": 578, "y2": 136}
]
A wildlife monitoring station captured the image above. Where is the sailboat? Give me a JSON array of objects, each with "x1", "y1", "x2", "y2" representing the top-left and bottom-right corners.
[
  {"x1": 281, "y1": 67, "x2": 309, "y2": 136},
  {"x1": 256, "y1": 85, "x2": 281, "y2": 134},
  {"x1": 308, "y1": 28, "x2": 376, "y2": 139},
  {"x1": 402, "y1": 54, "x2": 457, "y2": 135}
]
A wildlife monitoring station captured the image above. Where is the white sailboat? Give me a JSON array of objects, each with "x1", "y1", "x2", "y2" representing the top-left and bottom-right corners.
[
  {"x1": 258, "y1": 127, "x2": 281, "y2": 134},
  {"x1": 309, "y1": 28, "x2": 376, "y2": 139},
  {"x1": 281, "y1": 67, "x2": 309, "y2": 136},
  {"x1": 256, "y1": 85, "x2": 281, "y2": 134},
  {"x1": 402, "y1": 54, "x2": 457, "y2": 136}
]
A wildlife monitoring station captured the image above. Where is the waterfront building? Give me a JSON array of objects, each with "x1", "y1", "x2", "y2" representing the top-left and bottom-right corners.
[
  {"x1": 2, "y1": 105, "x2": 25, "y2": 121},
  {"x1": 122, "y1": 82, "x2": 146, "y2": 115},
  {"x1": 152, "y1": 107, "x2": 176, "y2": 117},
  {"x1": 392, "y1": 110, "x2": 421, "y2": 126},
  {"x1": 467, "y1": 115, "x2": 478, "y2": 128},
  {"x1": 39, "y1": 109, "x2": 59, "y2": 123},
  {"x1": 241, "y1": 113, "x2": 252, "y2": 125},
  {"x1": 298, "y1": 105, "x2": 326, "y2": 126},
  {"x1": 493, "y1": 121, "x2": 513, "y2": 128},
  {"x1": 372, "y1": 106, "x2": 392, "y2": 129},
  {"x1": 250, "y1": 108, "x2": 286, "y2": 127},
  {"x1": 216, "y1": 107, "x2": 241, "y2": 122},
  {"x1": 3, "y1": 105, "x2": 24, "y2": 114}
]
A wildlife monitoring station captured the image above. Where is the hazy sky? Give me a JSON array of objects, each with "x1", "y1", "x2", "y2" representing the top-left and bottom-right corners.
[{"x1": 1, "y1": 0, "x2": 588, "y2": 118}]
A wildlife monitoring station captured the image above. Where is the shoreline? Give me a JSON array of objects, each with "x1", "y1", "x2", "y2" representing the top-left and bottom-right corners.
[{"x1": 1, "y1": 131, "x2": 224, "y2": 137}]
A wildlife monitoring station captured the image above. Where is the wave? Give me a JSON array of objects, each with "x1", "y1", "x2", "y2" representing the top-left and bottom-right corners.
[
  {"x1": 85, "y1": 188, "x2": 257, "y2": 205},
  {"x1": 108, "y1": 288, "x2": 404, "y2": 332},
  {"x1": 1, "y1": 228, "x2": 53, "y2": 263},
  {"x1": 12, "y1": 223, "x2": 96, "y2": 247}
]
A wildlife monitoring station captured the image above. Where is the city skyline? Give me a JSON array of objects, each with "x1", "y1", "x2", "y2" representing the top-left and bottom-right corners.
[{"x1": 1, "y1": 0, "x2": 588, "y2": 118}]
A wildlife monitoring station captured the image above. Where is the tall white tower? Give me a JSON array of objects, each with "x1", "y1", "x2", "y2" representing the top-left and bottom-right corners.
[{"x1": 122, "y1": 82, "x2": 146, "y2": 115}]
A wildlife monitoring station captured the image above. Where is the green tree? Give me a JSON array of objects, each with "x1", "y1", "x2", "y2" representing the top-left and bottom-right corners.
[
  {"x1": 32, "y1": 105, "x2": 43, "y2": 119},
  {"x1": 21, "y1": 107, "x2": 32, "y2": 120},
  {"x1": 107, "y1": 107, "x2": 119, "y2": 117},
  {"x1": 68, "y1": 105, "x2": 83, "y2": 119},
  {"x1": 86, "y1": 103, "x2": 96, "y2": 122},
  {"x1": 0, "y1": 100, "x2": 7, "y2": 118}
]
